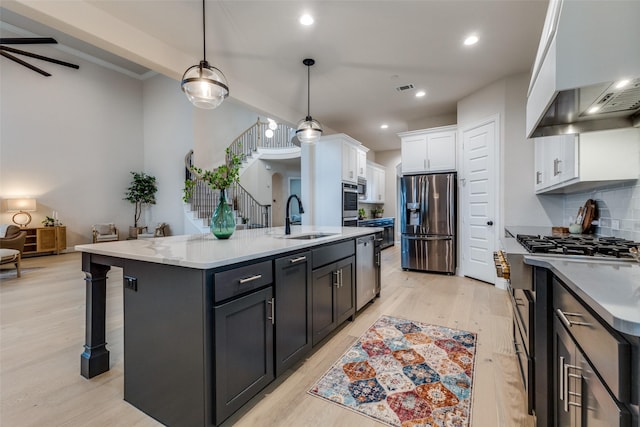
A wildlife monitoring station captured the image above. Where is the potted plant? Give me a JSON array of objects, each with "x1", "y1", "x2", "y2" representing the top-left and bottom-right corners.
[
  {"x1": 124, "y1": 171, "x2": 157, "y2": 238},
  {"x1": 184, "y1": 148, "x2": 242, "y2": 239},
  {"x1": 358, "y1": 208, "x2": 366, "y2": 220}
]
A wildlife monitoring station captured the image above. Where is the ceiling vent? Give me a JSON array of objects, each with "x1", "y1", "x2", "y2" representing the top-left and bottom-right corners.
[{"x1": 396, "y1": 84, "x2": 414, "y2": 92}]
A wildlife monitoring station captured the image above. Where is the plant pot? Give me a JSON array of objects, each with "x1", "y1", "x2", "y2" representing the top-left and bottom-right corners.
[
  {"x1": 129, "y1": 226, "x2": 146, "y2": 239},
  {"x1": 211, "y1": 190, "x2": 235, "y2": 239}
]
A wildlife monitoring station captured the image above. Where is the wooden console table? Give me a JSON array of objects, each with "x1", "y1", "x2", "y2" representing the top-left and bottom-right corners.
[{"x1": 23, "y1": 226, "x2": 66, "y2": 255}]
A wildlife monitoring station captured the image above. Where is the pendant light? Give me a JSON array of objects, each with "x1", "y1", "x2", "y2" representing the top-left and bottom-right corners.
[
  {"x1": 181, "y1": 0, "x2": 229, "y2": 109},
  {"x1": 295, "y1": 58, "x2": 323, "y2": 144}
]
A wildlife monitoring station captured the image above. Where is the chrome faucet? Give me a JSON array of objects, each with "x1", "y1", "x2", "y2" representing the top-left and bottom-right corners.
[{"x1": 285, "y1": 194, "x2": 304, "y2": 235}]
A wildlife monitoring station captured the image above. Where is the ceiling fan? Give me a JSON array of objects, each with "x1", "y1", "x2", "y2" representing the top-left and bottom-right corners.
[{"x1": 0, "y1": 37, "x2": 79, "y2": 76}]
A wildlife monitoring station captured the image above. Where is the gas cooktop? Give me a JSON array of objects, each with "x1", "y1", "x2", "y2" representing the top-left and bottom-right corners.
[{"x1": 516, "y1": 234, "x2": 640, "y2": 259}]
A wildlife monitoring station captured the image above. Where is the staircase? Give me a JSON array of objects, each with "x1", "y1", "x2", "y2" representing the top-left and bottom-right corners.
[{"x1": 184, "y1": 119, "x2": 299, "y2": 232}]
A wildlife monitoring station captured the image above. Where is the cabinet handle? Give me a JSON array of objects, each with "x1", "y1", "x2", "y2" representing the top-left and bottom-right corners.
[
  {"x1": 333, "y1": 271, "x2": 339, "y2": 287},
  {"x1": 376, "y1": 252, "x2": 381, "y2": 266},
  {"x1": 239, "y1": 274, "x2": 262, "y2": 284},
  {"x1": 514, "y1": 297, "x2": 526, "y2": 307},
  {"x1": 556, "y1": 309, "x2": 591, "y2": 327},
  {"x1": 536, "y1": 171, "x2": 542, "y2": 184},
  {"x1": 559, "y1": 356, "x2": 565, "y2": 401},
  {"x1": 427, "y1": 159, "x2": 431, "y2": 169},
  {"x1": 267, "y1": 298, "x2": 275, "y2": 325},
  {"x1": 289, "y1": 256, "x2": 306, "y2": 264},
  {"x1": 338, "y1": 269, "x2": 343, "y2": 288},
  {"x1": 564, "y1": 362, "x2": 583, "y2": 412},
  {"x1": 424, "y1": 159, "x2": 426, "y2": 169}
]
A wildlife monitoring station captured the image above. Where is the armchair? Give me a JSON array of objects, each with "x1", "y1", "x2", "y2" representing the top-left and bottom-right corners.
[
  {"x1": 0, "y1": 224, "x2": 27, "y2": 253},
  {"x1": 92, "y1": 223, "x2": 119, "y2": 243}
]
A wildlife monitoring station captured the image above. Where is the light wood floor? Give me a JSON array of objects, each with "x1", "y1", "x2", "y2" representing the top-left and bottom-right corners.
[{"x1": 0, "y1": 246, "x2": 535, "y2": 426}]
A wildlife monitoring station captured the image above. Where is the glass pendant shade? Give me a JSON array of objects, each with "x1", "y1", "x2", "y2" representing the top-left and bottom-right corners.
[
  {"x1": 181, "y1": 60, "x2": 229, "y2": 109},
  {"x1": 296, "y1": 116, "x2": 323, "y2": 144}
]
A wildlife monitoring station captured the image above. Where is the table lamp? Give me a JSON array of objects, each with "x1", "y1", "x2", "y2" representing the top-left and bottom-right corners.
[{"x1": 7, "y1": 198, "x2": 37, "y2": 227}]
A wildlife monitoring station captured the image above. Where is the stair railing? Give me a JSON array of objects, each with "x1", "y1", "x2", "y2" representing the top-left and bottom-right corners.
[{"x1": 185, "y1": 117, "x2": 297, "y2": 229}]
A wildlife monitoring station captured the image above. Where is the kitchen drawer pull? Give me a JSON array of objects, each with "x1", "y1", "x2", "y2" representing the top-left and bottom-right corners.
[
  {"x1": 289, "y1": 256, "x2": 307, "y2": 264},
  {"x1": 239, "y1": 274, "x2": 262, "y2": 284},
  {"x1": 514, "y1": 297, "x2": 526, "y2": 306},
  {"x1": 333, "y1": 271, "x2": 339, "y2": 287},
  {"x1": 557, "y1": 309, "x2": 591, "y2": 327},
  {"x1": 514, "y1": 341, "x2": 523, "y2": 355},
  {"x1": 559, "y1": 356, "x2": 565, "y2": 401}
]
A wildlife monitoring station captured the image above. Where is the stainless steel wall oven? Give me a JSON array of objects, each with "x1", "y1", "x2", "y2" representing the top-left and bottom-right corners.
[{"x1": 342, "y1": 183, "x2": 358, "y2": 225}]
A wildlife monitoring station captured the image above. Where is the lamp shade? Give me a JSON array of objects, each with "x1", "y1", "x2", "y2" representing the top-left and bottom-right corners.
[
  {"x1": 181, "y1": 61, "x2": 229, "y2": 109},
  {"x1": 296, "y1": 117, "x2": 323, "y2": 144},
  {"x1": 7, "y1": 198, "x2": 36, "y2": 212}
]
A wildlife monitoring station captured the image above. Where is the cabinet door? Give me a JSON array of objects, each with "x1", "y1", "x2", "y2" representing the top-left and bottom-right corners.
[
  {"x1": 534, "y1": 137, "x2": 548, "y2": 191},
  {"x1": 56, "y1": 226, "x2": 66, "y2": 253},
  {"x1": 335, "y1": 256, "x2": 355, "y2": 325},
  {"x1": 274, "y1": 251, "x2": 311, "y2": 376},
  {"x1": 401, "y1": 134, "x2": 428, "y2": 173},
  {"x1": 342, "y1": 143, "x2": 357, "y2": 183},
  {"x1": 357, "y1": 149, "x2": 367, "y2": 179},
  {"x1": 312, "y1": 262, "x2": 338, "y2": 346},
  {"x1": 215, "y1": 287, "x2": 274, "y2": 425},
  {"x1": 426, "y1": 131, "x2": 456, "y2": 171},
  {"x1": 364, "y1": 165, "x2": 375, "y2": 203},
  {"x1": 374, "y1": 167, "x2": 385, "y2": 203},
  {"x1": 36, "y1": 227, "x2": 57, "y2": 252},
  {"x1": 558, "y1": 135, "x2": 577, "y2": 183},
  {"x1": 578, "y1": 349, "x2": 631, "y2": 427},
  {"x1": 554, "y1": 318, "x2": 578, "y2": 427}
]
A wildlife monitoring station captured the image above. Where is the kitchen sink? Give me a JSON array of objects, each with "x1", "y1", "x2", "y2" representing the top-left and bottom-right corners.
[{"x1": 285, "y1": 232, "x2": 337, "y2": 240}]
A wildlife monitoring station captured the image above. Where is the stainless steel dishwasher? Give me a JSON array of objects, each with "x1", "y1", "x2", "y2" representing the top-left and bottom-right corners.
[{"x1": 356, "y1": 234, "x2": 376, "y2": 311}]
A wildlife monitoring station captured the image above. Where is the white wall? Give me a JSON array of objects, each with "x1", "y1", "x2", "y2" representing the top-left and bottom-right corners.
[
  {"x1": 0, "y1": 40, "x2": 144, "y2": 248},
  {"x1": 1, "y1": 32, "x2": 271, "y2": 247},
  {"x1": 457, "y1": 73, "x2": 562, "y2": 232}
]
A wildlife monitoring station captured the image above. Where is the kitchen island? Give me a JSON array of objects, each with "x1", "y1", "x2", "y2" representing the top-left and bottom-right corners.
[{"x1": 75, "y1": 225, "x2": 381, "y2": 427}]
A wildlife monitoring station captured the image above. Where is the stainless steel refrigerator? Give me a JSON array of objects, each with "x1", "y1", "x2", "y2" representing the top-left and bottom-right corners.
[{"x1": 400, "y1": 173, "x2": 456, "y2": 274}]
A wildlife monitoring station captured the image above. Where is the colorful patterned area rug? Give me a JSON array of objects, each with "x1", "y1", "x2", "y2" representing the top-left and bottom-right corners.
[{"x1": 308, "y1": 315, "x2": 477, "y2": 427}]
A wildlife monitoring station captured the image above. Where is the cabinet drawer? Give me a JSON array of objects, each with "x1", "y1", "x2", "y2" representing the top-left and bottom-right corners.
[
  {"x1": 553, "y1": 278, "x2": 630, "y2": 402},
  {"x1": 214, "y1": 260, "x2": 273, "y2": 303},
  {"x1": 312, "y1": 240, "x2": 355, "y2": 269},
  {"x1": 513, "y1": 319, "x2": 534, "y2": 414}
]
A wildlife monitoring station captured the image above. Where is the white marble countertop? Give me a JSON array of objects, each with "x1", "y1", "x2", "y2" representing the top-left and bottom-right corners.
[
  {"x1": 524, "y1": 256, "x2": 640, "y2": 336},
  {"x1": 75, "y1": 226, "x2": 381, "y2": 270}
]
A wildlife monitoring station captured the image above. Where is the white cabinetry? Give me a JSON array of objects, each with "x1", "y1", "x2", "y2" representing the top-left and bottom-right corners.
[
  {"x1": 534, "y1": 128, "x2": 640, "y2": 194},
  {"x1": 341, "y1": 142, "x2": 369, "y2": 183},
  {"x1": 357, "y1": 149, "x2": 367, "y2": 180},
  {"x1": 399, "y1": 126, "x2": 456, "y2": 174},
  {"x1": 364, "y1": 161, "x2": 386, "y2": 203}
]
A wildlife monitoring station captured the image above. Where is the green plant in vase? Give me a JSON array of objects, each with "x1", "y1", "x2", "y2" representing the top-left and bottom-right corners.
[{"x1": 185, "y1": 148, "x2": 242, "y2": 239}]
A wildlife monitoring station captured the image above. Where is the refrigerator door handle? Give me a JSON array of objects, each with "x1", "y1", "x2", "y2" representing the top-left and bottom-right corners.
[{"x1": 403, "y1": 235, "x2": 453, "y2": 241}]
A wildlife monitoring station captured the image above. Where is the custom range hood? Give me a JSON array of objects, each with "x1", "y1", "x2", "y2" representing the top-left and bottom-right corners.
[{"x1": 526, "y1": 0, "x2": 640, "y2": 138}]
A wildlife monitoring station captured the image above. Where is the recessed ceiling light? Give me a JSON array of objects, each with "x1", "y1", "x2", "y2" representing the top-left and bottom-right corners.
[
  {"x1": 300, "y1": 14, "x2": 314, "y2": 26},
  {"x1": 380, "y1": 124, "x2": 389, "y2": 129},
  {"x1": 415, "y1": 90, "x2": 426, "y2": 98},
  {"x1": 464, "y1": 35, "x2": 479, "y2": 46},
  {"x1": 614, "y1": 79, "x2": 630, "y2": 89}
]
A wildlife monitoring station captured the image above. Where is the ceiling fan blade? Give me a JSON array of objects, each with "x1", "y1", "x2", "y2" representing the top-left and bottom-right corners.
[
  {"x1": 0, "y1": 51, "x2": 51, "y2": 76},
  {"x1": 0, "y1": 45, "x2": 79, "y2": 69},
  {"x1": 0, "y1": 37, "x2": 57, "y2": 45}
]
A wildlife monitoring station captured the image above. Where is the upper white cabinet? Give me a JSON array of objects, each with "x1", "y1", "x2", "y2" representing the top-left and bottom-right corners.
[
  {"x1": 357, "y1": 149, "x2": 367, "y2": 180},
  {"x1": 341, "y1": 140, "x2": 368, "y2": 184},
  {"x1": 399, "y1": 125, "x2": 457, "y2": 174},
  {"x1": 364, "y1": 161, "x2": 386, "y2": 203},
  {"x1": 534, "y1": 128, "x2": 640, "y2": 194}
]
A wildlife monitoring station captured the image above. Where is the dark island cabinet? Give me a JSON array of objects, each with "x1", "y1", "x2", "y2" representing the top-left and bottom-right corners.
[
  {"x1": 274, "y1": 251, "x2": 312, "y2": 376},
  {"x1": 311, "y1": 254, "x2": 356, "y2": 346},
  {"x1": 214, "y1": 286, "x2": 274, "y2": 425},
  {"x1": 551, "y1": 277, "x2": 632, "y2": 427}
]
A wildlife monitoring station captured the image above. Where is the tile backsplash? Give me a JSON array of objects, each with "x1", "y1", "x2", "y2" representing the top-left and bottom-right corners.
[{"x1": 564, "y1": 181, "x2": 640, "y2": 241}]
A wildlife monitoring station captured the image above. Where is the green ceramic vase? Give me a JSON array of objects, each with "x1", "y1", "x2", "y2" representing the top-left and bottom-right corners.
[{"x1": 211, "y1": 189, "x2": 235, "y2": 239}]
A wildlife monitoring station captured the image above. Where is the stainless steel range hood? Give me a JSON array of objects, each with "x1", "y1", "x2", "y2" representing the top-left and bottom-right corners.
[{"x1": 526, "y1": 0, "x2": 640, "y2": 138}]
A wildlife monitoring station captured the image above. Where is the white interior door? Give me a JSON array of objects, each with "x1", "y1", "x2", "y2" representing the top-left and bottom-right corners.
[{"x1": 461, "y1": 119, "x2": 497, "y2": 284}]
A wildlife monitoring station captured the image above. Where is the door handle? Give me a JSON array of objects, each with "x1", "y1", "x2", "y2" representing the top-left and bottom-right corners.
[{"x1": 487, "y1": 220, "x2": 493, "y2": 226}]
